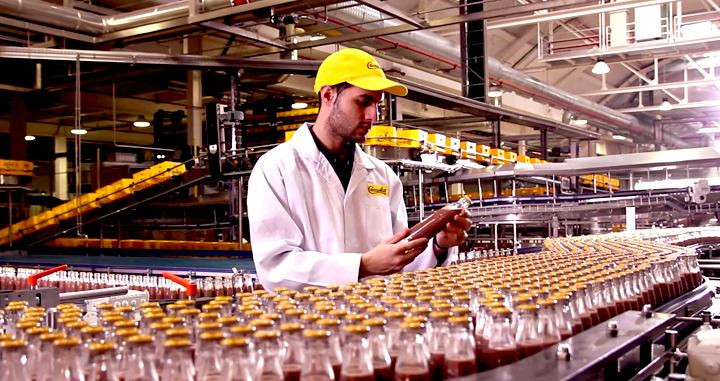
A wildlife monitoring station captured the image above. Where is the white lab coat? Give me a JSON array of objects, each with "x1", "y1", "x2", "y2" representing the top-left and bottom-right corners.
[{"x1": 248, "y1": 123, "x2": 454, "y2": 291}]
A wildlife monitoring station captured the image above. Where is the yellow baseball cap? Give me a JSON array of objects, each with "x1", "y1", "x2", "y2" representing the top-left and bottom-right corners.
[{"x1": 313, "y1": 48, "x2": 408, "y2": 96}]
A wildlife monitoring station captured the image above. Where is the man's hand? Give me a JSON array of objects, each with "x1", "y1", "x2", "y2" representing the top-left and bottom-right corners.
[
  {"x1": 359, "y1": 229, "x2": 429, "y2": 278},
  {"x1": 435, "y1": 209, "x2": 472, "y2": 250}
]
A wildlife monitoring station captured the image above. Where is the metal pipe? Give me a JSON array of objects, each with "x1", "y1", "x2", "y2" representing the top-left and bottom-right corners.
[
  {"x1": 0, "y1": 0, "x2": 229, "y2": 34},
  {"x1": 59, "y1": 286, "x2": 129, "y2": 302},
  {"x1": 328, "y1": 4, "x2": 688, "y2": 148}
]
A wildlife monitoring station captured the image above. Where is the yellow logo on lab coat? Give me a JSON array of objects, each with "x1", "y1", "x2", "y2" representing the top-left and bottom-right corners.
[{"x1": 367, "y1": 184, "x2": 389, "y2": 196}]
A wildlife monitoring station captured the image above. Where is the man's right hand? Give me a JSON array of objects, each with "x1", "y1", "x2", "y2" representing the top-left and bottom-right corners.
[{"x1": 359, "y1": 229, "x2": 429, "y2": 278}]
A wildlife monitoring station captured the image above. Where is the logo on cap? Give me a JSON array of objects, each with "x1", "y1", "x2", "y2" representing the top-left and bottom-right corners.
[{"x1": 367, "y1": 62, "x2": 380, "y2": 70}]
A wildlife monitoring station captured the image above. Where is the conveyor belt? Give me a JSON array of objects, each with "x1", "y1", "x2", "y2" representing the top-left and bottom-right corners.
[{"x1": 0, "y1": 254, "x2": 256, "y2": 273}]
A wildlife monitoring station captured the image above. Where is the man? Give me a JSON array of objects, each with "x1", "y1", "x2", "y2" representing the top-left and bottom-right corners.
[{"x1": 248, "y1": 48, "x2": 472, "y2": 291}]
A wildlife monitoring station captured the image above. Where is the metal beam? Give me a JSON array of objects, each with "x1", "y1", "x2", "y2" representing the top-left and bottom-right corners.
[
  {"x1": 354, "y1": 0, "x2": 426, "y2": 28},
  {"x1": 0, "y1": 47, "x2": 321, "y2": 73},
  {"x1": 394, "y1": 76, "x2": 601, "y2": 140},
  {"x1": 201, "y1": 21, "x2": 287, "y2": 49},
  {"x1": 486, "y1": 0, "x2": 674, "y2": 29},
  {"x1": 0, "y1": 15, "x2": 96, "y2": 43},
  {"x1": 618, "y1": 100, "x2": 720, "y2": 113},
  {"x1": 271, "y1": 0, "x2": 591, "y2": 52},
  {"x1": 187, "y1": 0, "x2": 318, "y2": 24},
  {"x1": 580, "y1": 78, "x2": 720, "y2": 96}
]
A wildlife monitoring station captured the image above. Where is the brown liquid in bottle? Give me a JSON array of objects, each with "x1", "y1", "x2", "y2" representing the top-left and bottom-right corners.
[
  {"x1": 374, "y1": 364, "x2": 394, "y2": 381},
  {"x1": 284, "y1": 365, "x2": 302, "y2": 381},
  {"x1": 580, "y1": 315, "x2": 593, "y2": 330},
  {"x1": 394, "y1": 367, "x2": 431, "y2": 381},
  {"x1": 608, "y1": 303, "x2": 619, "y2": 317},
  {"x1": 572, "y1": 322, "x2": 583, "y2": 335},
  {"x1": 596, "y1": 306, "x2": 610, "y2": 322},
  {"x1": 518, "y1": 342, "x2": 544, "y2": 358},
  {"x1": 444, "y1": 358, "x2": 476, "y2": 378},
  {"x1": 478, "y1": 347, "x2": 519, "y2": 370},
  {"x1": 340, "y1": 373, "x2": 375, "y2": 381},
  {"x1": 622, "y1": 299, "x2": 634, "y2": 312},
  {"x1": 589, "y1": 310, "x2": 601, "y2": 326},
  {"x1": 429, "y1": 352, "x2": 444, "y2": 381},
  {"x1": 406, "y1": 208, "x2": 463, "y2": 241},
  {"x1": 332, "y1": 364, "x2": 342, "y2": 381},
  {"x1": 560, "y1": 331, "x2": 572, "y2": 341}
]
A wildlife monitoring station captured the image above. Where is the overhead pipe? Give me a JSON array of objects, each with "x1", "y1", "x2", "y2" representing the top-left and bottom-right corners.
[
  {"x1": 326, "y1": 3, "x2": 688, "y2": 148},
  {"x1": 0, "y1": 0, "x2": 230, "y2": 33}
]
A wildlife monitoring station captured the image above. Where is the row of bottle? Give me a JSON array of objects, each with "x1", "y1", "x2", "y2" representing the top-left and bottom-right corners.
[
  {"x1": 0, "y1": 267, "x2": 259, "y2": 298},
  {"x1": 1, "y1": 299, "x2": 485, "y2": 381},
  {"x1": 0, "y1": 234, "x2": 705, "y2": 379}
]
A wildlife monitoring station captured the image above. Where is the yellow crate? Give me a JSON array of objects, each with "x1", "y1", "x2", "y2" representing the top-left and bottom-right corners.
[
  {"x1": 52, "y1": 202, "x2": 77, "y2": 221},
  {"x1": 530, "y1": 158, "x2": 543, "y2": 164},
  {"x1": 364, "y1": 125, "x2": 396, "y2": 146},
  {"x1": 100, "y1": 239, "x2": 118, "y2": 249},
  {"x1": 277, "y1": 123, "x2": 302, "y2": 132},
  {"x1": 152, "y1": 161, "x2": 186, "y2": 177},
  {"x1": 97, "y1": 178, "x2": 135, "y2": 205},
  {"x1": 0, "y1": 159, "x2": 33, "y2": 172},
  {"x1": 517, "y1": 155, "x2": 532, "y2": 164},
  {"x1": 476, "y1": 145, "x2": 491, "y2": 158},
  {"x1": 396, "y1": 129, "x2": 428, "y2": 148},
  {"x1": 26, "y1": 210, "x2": 58, "y2": 232},
  {"x1": 610, "y1": 178, "x2": 621, "y2": 190},
  {"x1": 448, "y1": 137, "x2": 461, "y2": 154},
  {"x1": 460, "y1": 141, "x2": 477, "y2": 160},
  {"x1": 427, "y1": 133, "x2": 448, "y2": 154},
  {"x1": 504, "y1": 151, "x2": 518, "y2": 163},
  {"x1": 284, "y1": 130, "x2": 296, "y2": 142},
  {"x1": 276, "y1": 107, "x2": 319, "y2": 118},
  {"x1": 75, "y1": 193, "x2": 100, "y2": 214}
]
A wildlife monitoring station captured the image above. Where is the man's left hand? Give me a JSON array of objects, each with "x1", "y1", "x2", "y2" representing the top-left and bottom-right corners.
[{"x1": 435, "y1": 209, "x2": 472, "y2": 249}]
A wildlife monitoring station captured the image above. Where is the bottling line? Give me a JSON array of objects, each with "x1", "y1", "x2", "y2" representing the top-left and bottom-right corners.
[{"x1": 0, "y1": 228, "x2": 717, "y2": 381}]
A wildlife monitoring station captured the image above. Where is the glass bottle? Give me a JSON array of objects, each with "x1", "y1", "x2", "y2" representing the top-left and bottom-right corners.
[
  {"x1": 551, "y1": 294, "x2": 575, "y2": 340},
  {"x1": 125, "y1": 334, "x2": 160, "y2": 381},
  {"x1": 255, "y1": 330, "x2": 285, "y2": 381},
  {"x1": 340, "y1": 325, "x2": 374, "y2": 381},
  {"x1": 53, "y1": 337, "x2": 87, "y2": 381},
  {"x1": 300, "y1": 330, "x2": 336, "y2": 381},
  {"x1": 515, "y1": 304, "x2": 543, "y2": 358},
  {"x1": 536, "y1": 299, "x2": 561, "y2": 349},
  {"x1": 383, "y1": 311, "x2": 406, "y2": 369},
  {"x1": 364, "y1": 318, "x2": 393, "y2": 381},
  {"x1": 196, "y1": 331, "x2": 225, "y2": 381},
  {"x1": 0, "y1": 339, "x2": 30, "y2": 381},
  {"x1": 428, "y1": 311, "x2": 451, "y2": 381},
  {"x1": 444, "y1": 316, "x2": 476, "y2": 379},
  {"x1": 87, "y1": 341, "x2": 120, "y2": 381},
  {"x1": 394, "y1": 321, "x2": 430, "y2": 381},
  {"x1": 316, "y1": 318, "x2": 343, "y2": 380},
  {"x1": 220, "y1": 338, "x2": 256, "y2": 381},
  {"x1": 280, "y1": 322, "x2": 306, "y2": 381},
  {"x1": 161, "y1": 338, "x2": 196, "y2": 381},
  {"x1": 476, "y1": 307, "x2": 518, "y2": 371},
  {"x1": 406, "y1": 196, "x2": 471, "y2": 241}
]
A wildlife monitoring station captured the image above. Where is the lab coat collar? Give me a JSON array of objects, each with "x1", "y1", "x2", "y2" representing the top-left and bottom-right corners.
[{"x1": 292, "y1": 123, "x2": 376, "y2": 170}]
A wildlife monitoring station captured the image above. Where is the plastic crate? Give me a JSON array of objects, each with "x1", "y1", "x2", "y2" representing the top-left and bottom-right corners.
[
  {"x1": 52, "y1": 202, "x2": 77, "y2": 222},
  {"x1": 96, "y1": 179, "x2": 134, "y2": 205},
  {"x1": 364, "y1": 125, "x2": 396, "y2": 147},
  {"x1": 396, "y1": 129, "x2": 427, "y2": 148}
]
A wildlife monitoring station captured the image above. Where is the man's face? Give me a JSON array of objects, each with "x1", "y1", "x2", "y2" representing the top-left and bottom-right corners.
[{"x1": 327, "y1": 86, "x2": 383, "y2": 144}]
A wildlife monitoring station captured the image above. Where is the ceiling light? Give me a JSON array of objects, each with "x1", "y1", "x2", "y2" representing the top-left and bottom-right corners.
[
  {"x1": 70, "y1": 128, "x2": 87, "y2": 135},
  {"x1": 659, "y1": 98, "x2": 672, "y2": 111},
  {"x1": 291, "y1": 102, "x2": 308, "y2": 110},
  {"x1": 24, "y1": 135, "x2": 35, "y2": 141},
  {"x1": 310, "y1": 34, "x2": 326, "y2": 41},
  {"x1": 592, "y1": 58, "x2": 610, "y2": 75},
  {"x1": 572, "y1": 119, "x2": 588, "y2": 125},
  {"x1": 487, "y1": 86, "x2": 504, "y2": 98},
  {"x1": 612, "y1": 134, "x2": 627, "y2": 140},
  {"x1": 698, "y1": 126, "x2": 720, "y2": 134},
  {"x1": 133, "y1": 115, "x2": 151, "y2": 128}
]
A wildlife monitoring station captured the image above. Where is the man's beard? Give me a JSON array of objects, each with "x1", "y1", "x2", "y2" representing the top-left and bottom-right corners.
[{"x1": 328, "y1": 104, "x2": 366, "y2": 144}]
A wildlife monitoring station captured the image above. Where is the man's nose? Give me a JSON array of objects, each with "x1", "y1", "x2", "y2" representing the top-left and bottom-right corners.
[{"x1": 366, "y1": 105, "x2": 378, "y2": 121}]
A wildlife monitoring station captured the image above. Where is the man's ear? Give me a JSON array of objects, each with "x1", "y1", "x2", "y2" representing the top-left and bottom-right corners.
[{"x1": 319, "y1": 86, "x2": 336, "y2": 106}]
